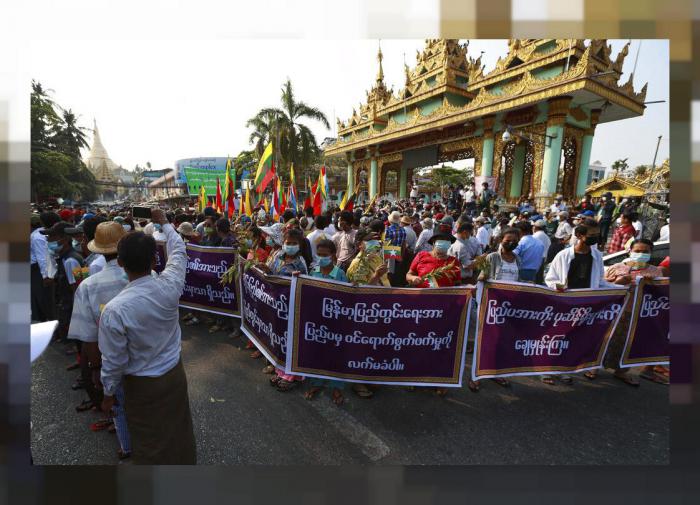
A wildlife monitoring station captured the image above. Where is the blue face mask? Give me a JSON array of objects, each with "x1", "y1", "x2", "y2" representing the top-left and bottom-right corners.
[
  {"x1": 283, "y1": 244, "x2": 299, "y2": 256},
  {"x1": 153, "y1": 223, "x2": 162, "y2": 233},
  {"x1": 434, "y1": 240, "x2": 451, "y2": 252},
  {"x1": 72, "y1": 239, "x2": 81, "y2": 251},
  {"x1": 317, "y1": 256, "x2": 332, "y2": 267},
  {"x1": 47, "y1": 241, "x2": 61, "y2": 254},
  {"x1": 365, "y1": 240, "x2": 381, "y2": 252},
  {"x1": 265, "y1": 237, "x2": 274, "y2": 247},
  {"x1": 629, "y1": 252, "x2": 651, "y2": 264}
]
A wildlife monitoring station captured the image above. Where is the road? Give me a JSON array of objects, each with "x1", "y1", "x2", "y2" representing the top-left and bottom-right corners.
[{"x1": 31, "y1": 314, "x2": 669, "y2": 465}]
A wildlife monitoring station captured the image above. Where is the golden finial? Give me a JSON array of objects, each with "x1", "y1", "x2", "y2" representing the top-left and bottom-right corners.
[{"x1": 376, "y1": 40, "x2": 384, "y2": 83}]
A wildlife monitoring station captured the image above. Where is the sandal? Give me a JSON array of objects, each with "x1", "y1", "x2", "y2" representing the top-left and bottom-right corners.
[
  {"x1": 352, "y1": 384, "x2": 374, "y2": 399},
  {"x1": 108, "y1": 423, "x2": 117, "y2": 434},
  {"x1": 269, "y1": 375, "x2": 282, "y2": 386},
  {"x1": 491, "y1": 378, "x2": 509, "y2": 388},
  {"x1": 71, "y1": 380, "x2": 84, "y2": 391},
  {"x1": 540, "y1": 376, "x2": 555, "y2": 386},
  {"x1": 639, "y1": 371, "x2": 668, "y2": 385},
  {"x1": 89, "y1": 419, "x2": 113, "y2": 432},
  {"x1": 250, "y1": 350, "x2": 262, "y2": 359},
  {"x1": 559, "y1": 375, "x2": 573, "y2": 384},
  {"x1": 75, "y1": 400, "x2": 95, "y2": 413},
  {"x1": 435, "y1": 387, "x2": 448, "y2": 397},
  {"x1": 583, "y1": 370, "x2": 597, "y2": 380},
  {"x1": 262, "y1": 364, "x2": 275, "y2": 374},
  {"x1": 245, "y1": 340, "x2": 255, "y2": 350},
  {"x1": 614, "y1": 373, "x2": 640, "y2": 387},
  {"x1": 304, "y1": 386, "x2": 322, "y2": 401},
  {"x1": 66, "y1": 362, "x2": 80, "y2": 371},
  {"x1": 117, "y1": 449, "x2": 131, "y2": 460},
  {"x1": 331, "y1": 388, "x2": 344, "y2": 406},
  {"x1": 181, "y1": 312, "x2": 194, "y2": 322},
  {"x1": 276, "y1": 379, "x2": 298, "y2": 392},
  {"x1": 468, "y1": 380, "x2": 480, "y2": 392},
  {"x1": 184, "y1": 318, "x2": 199, "y2": 326},
  {"x1": 208, "y1": 325, "x2": 222, "y2": 334}
]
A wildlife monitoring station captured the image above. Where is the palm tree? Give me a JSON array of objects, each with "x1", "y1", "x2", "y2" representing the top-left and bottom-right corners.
[
  {"x1": 53, "y1": 108, "x2": 89, "y2": 160},
  {"x1": 611, "y1": 158, "x2": 629, "y2": 176},
  {"x1": 31, "y1": 80, "x2": 60, "y2": 152},
  {"x1": 247, "y1": 79, "x2": 330, "y2": 179}
]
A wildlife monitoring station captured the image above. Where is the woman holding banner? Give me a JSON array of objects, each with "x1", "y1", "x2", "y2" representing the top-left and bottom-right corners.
[
  {"x1": 583, "y1": 239, "x2": 666, "y2": 385},
  {"x1": 256, "y1": 227, "x2": 308, "y2": 392}
]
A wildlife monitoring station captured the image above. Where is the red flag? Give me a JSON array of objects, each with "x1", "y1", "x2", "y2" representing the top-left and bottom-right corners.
[
  {"x1": 258, "y1": 161, "x2": 276, "y2": 194},
  {"x1": 215, "y1": 177, "x2": 223, "y2": 212},
  {"x1": 226, "y1": 177, "x2": 235, "y2": 218},
  {"x1": 312, "y1": 187, "x2": 322, "y2": 216}
]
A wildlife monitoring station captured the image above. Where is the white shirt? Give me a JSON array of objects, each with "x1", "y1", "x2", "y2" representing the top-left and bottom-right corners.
[
  {"x1": 415, "y1": 228, "x2": 434, "y2": 253},
  {"x1": 464, "y1": 189, "x2": 475, "y2": 203},
  {"x1": 68, "y1": 259, "x2": 127, "y2": 343},
  {"x1": 323, "y1": 224, "x2": 338, "y2": 236},
  {"x1": 632, "y1": 220, "x2": 643, "y2": 239},
  {"x1": 659, "y1": 224, "x2": 669, "y2": 242},
  {"x1": 476, "y1": 225, "x2": 491, "y2": 249},
  {"x1": 30, "y1": 228, "x2": 48, "y2": 278},
  {"x1": 533, "y1": 230, "x2": 551, "y2": 260},
  {"x1": 402, "y1": 225, "x2": 417, "y2": 252},
  {"x1": 448, "y1": 236, "x2": 482, "y2": 277},
  {"x1": 497, "y1": 259, "x2": 519, "y2": 282},
  {"x1": 544, "y1": 246, "x2": 618, "y2": 290},
  {"x1": 87, "y1": 253, "x2": 107, "y2": 275},
  {"x1": 556, "y1": 221, "x2": 574, "y2": 239},
  {"x1": 306, "y1": 229, "x2": 329, "y2": 264},
  {"x1": 99, "y1": 223, "x2": 187, "y2": 396}
]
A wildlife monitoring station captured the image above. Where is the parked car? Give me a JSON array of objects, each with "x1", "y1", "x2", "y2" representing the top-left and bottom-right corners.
[{"x1": 603, "y1": 240, "x2": 669, "y2": 267}]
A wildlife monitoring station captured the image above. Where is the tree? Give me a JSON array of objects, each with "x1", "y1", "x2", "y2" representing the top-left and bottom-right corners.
[
  {"x1": 430, "y1": 166, "x2": 468, "y2": 198},
  {"x1": 247, "y1": 79, "x2": 329, "y2": 180},
  {"x1": 31, "y1": 80, "x2": 60, "y2": 152},
  {"x1": 634, "y1": 164, "x2": 648, "y2": 177},
  {"x1": 52, "y1": 108, "x2": 89, "y2": 159},
  {"x1": 234, "y1": 150, "x2": 256, "y2": 176},
  {"x1": 611, "y1": 158, "x2": 629, "y2": 175}
]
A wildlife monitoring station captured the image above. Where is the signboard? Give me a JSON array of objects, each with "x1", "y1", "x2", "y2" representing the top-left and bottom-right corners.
[{"x1": 175, "y1": 157, "x2": 230, "y2": 186}]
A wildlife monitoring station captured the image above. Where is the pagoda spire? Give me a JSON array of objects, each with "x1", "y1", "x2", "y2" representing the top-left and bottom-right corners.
[{"x1": 376, "y1": 40, "x2": 384, "y2": 84}]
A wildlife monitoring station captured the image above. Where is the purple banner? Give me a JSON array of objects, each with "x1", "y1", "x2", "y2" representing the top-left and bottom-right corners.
[
  {"x1": 154, "y1": 241, "x2": 167, "y2": 274},
  {"x1": 286, "y1": 277, "x2": 471, "y2": 387},
  {"x1": 473, "y1": 281, "x2": 629, "y2": 379},
  {"x1": 620, "y1": 278, "x2": 670, "y2": 368},
  {"x1": 179, "y1": 244, "x2": 240, "y2": 316},
  {"x1": 239, "y1": 266, "x2": 290, "y2": 369}
]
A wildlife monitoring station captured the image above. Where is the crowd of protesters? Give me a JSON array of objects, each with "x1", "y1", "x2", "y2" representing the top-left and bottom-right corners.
[{"x1": 30, "y1": 181, "x2": 670, "y2": 464}]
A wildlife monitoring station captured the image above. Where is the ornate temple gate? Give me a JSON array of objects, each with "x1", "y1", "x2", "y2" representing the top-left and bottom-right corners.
[{"x1": 325, "y1": 39, "x2": 646, "y2": 208}]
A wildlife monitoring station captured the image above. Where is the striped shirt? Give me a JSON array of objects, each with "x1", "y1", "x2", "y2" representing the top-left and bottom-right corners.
[
  {"x1": 384, "y1": 224, "x2": 406, "y2": 247},
  {"x1": 68, "y1": 258, "x2": 128, "y2": 343}
]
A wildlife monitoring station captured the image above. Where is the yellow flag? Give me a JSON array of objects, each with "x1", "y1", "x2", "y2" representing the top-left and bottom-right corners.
[
  {"x1": 199, "y1": 184, "x2": 207, "y2": 212},
  {"x1": 244, "y1": 186, "x2": 253, "y2": 217}
]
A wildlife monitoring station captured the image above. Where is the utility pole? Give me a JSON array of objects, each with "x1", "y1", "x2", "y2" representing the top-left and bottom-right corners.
[{"x1": 651, "y1": 135, "x2": 662, "y2": 172}]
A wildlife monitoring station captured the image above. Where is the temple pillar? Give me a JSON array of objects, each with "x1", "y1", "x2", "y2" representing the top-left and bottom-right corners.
[
  {"x1": 575, "y1": 109, "x2": 600, "y2": 198},
  {"x1": 399, "y1": 166, "x2": 408, "y2": 199},
  {"x1": 480, "y1": 115, "x2": 496, "y2": 177},
  {"x1": 509, "y1": 143, "x2": 527, "y2": 199},
  {"x1": 537, "y1": 97, "x2": 572, "y2": 207},
  {"x1": 346, "y1": 152, "x2": 354, "y2": 195},
  {"x1": 369, "y1": 148, "x2": 378, "y2": 198}
]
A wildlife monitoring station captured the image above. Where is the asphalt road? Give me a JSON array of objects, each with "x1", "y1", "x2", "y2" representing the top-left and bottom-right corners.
[{"x1": 31, "y1": 314, "x2": 669, "y2": 465}]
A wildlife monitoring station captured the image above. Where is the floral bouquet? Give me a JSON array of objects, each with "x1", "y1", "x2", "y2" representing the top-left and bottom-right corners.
[
  {"x1": 471, "y1": 254, "x2": 491, "y2": 280},
  {"x1": 419, "y1": 264, "x2": 459, "y2": 288}
]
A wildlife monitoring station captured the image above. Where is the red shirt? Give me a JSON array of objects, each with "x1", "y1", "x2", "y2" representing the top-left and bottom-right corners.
[
  {"x1": 608, "y1": 224, "x2": 635, "y2": 254},
  {"x1": 409, "y1": 251, "x2": 461, "y2": 288},
  {"x1": 659, "y1": 256, "x2": 670, "y2": 269}
]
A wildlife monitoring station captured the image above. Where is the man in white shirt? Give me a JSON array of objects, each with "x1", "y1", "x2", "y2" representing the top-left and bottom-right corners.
[
  {"x1": 99, "y1": 209, "x2": 196, "y2": 464},
  {"x1": 414, "y1": 218, "x2": 434, "y2": 253},
  {"x1": 31, "y1": 212, "x2": 58, "y2": 322},
  {"x1": 448, "y1": 222, "x2": 482, "y2": 280},
  {"x1": 659, "y1": 217, "x2": 669, "y2": 242},
  {"x1": 306, "y1": 215, "x2": 329, "y2": 265},
  {"x1": 532, "y1": 220, "x2": 551, "y2": 261},
  {"x1": 550, "y1": 195, "x2": 567, "y2": 215},
  {"x1": 475, "y1": 217, "x2": 491, "y2": 251},
  {"x1": 400, "y1": 215, "x2": 417, "y2": 253}
]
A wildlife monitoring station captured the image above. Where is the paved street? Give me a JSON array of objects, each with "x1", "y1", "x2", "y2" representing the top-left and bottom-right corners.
[{"x1": 32, "y1": 313, "x2": 669, "y2": 465}]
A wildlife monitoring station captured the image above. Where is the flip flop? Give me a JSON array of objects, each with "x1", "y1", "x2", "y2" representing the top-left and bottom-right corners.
[
  {"x1": 583, "y1": 370, "x2": 597, "y2": 380},
  {"x1": 75, "y1": 400, "x2": 94, "y2": 413},
  {"x1": 89, "y1": 419, "x2": 113, "y2": 432},
  {"x1": 491, "y1": 378, "x2": 510, "y2": 387},
  {"x1": 468, "y1": 380, "x2": 480, "y2": 392},
  {"x1": 540, "y1": 376, "x2": 555, "y2": 386},
  {"x1": 276, "y1": 379, "x2": 298, "y2": 392}
]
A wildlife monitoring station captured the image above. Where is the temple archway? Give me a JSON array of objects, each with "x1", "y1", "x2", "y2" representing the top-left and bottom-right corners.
[{"x1": 557, "y1": 135, "x2": 579, "y2": 199}]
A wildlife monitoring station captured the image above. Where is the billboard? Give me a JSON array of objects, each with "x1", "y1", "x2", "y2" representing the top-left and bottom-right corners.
[{"x1": 175, "y1": 157, "x2": 229, "y2": 184}]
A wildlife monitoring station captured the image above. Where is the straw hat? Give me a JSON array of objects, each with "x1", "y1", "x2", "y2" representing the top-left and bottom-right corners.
[
  {"x1": 400, "y1": 215, "x2": 412, "y2": 225},
  {"x1": 88, "y1": 221, "x2": 126, "y2": 254},
  {"x1": 177, "y1": 222, "x2": 196, "y2": 236},
  {"x1": 388, "y1": 211, "x2": 401, "y2": 224}
]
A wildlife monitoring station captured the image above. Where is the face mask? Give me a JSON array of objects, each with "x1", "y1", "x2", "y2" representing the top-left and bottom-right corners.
[
  {"x1": 629, "y1": 252, "x2": 650, "y2": 264},
  {"x1": 265, "y1": 237, "x2": 274, "y2": 247},
  {"x1": 122, "y1": 224, "x2": 131, "y2": 232},
  {"x1": 584, "y1": 236, "x2": 599, "y2": 246},
  {"x1": 283, "y1": 244, "x2": 299, "y2": 256},
  {"x1": 317, "y1": 256, "x2": 332, "y2": 267},
  {"x1": 154, "y1": 223, "x2": 162, "y2": 233},
  {"x1": 47, "y1": 241, "x2": 61, "y2": 254},
  {"x1": 72, "y1": 239, "x2": 81, "y2": 251},
  {"x1": 434, "y1": 240, "x2": 450, "y2": 252},
  {"x1": 365, "y1": 240, "x2": 381, "y2": 252},
  {"x1": 501, "y1": 241, "x2": 517, "y2": 251}
]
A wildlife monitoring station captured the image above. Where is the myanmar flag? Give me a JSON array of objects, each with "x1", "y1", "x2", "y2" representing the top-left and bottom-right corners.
[
  {"x1": 223, "y1": 157, "x2": 235, "y2": 218},
  {"x1": 215, "y1": 177, "x2": 223, "y2": 213},
  {"x1": 254, "y1": 142, "x2": 274, "y2": 193},
  {"x1": 288, "y1": 164, "x2": 298, "y2": 213}
]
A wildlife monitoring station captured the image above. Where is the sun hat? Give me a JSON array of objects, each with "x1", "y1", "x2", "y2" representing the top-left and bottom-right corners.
[
  {"x1": 388, "y1": 211, "x2": 401, "y2": 224},
  {"x1": 177, "y1": 222, "x2": 196, "y2": 236},
  {"x1": 534, "y1": 219, "x2": 546, "y2": 228},
  {"x1": 422, "y1": 218, "x2": 433, "y2": 229},
  {"x1": 428, "y1": 232, "x2": 456, "y2": 245},
  {"x1": 88, "y1": 221, "x2": 127, "y2": 254},
  {"x1": 400, "y1": 215, "x2": 412, "y2": 225}
]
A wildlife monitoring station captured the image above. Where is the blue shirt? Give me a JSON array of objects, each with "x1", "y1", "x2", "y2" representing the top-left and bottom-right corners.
[
  {"x1": 311, "y1": 265, "x2": 348, "y2": 282},
  {"x1": 385, "y1": 223, "x2": 406, "y2": 247},
  {"x1": 514, "y1": 234, "x2": 545, "y2": 271}
]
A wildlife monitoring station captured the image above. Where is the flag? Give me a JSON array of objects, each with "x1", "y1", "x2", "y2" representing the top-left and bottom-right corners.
[
  {"x1": 263, "y1": 193, "x2": 270, "y2": 214},
  {"x1": 254, "y1": 143, "x2": 274, "y2": 193},
  {"x1": 288, "y1": 164, "x2": 298, "y2": 212},
  {"x1": 215, "y1": 177, "x2": 223, "y2": 213},
  {"x1": 244, "y1": 186, "x2": 253, "y2": 217},
  {"x1": 316, "y1": 166, "x2": 328, "y2": 199},
  {"x1": 339, "y1": 190, "x2": 348, "y2": 211},
  {"x1": 223, "y1": 157, "x2": 235, "y2": 218},
  {"x1": 280, "y1": 179, "x2": 287, "y2": 214},
  {"x1": 340, "y1": 186, "x2": 357, "y2": 211},
  {"x1": 198, "y1": 184, "x2": 207, "y2": 212},
  {"x1": 364, "y1": 192, "x2": 378, "y2": 214}
]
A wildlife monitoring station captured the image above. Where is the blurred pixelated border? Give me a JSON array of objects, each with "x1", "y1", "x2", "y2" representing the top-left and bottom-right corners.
[{"x1": 2, "y1": 0, "x2": 699, "y2": 503}]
